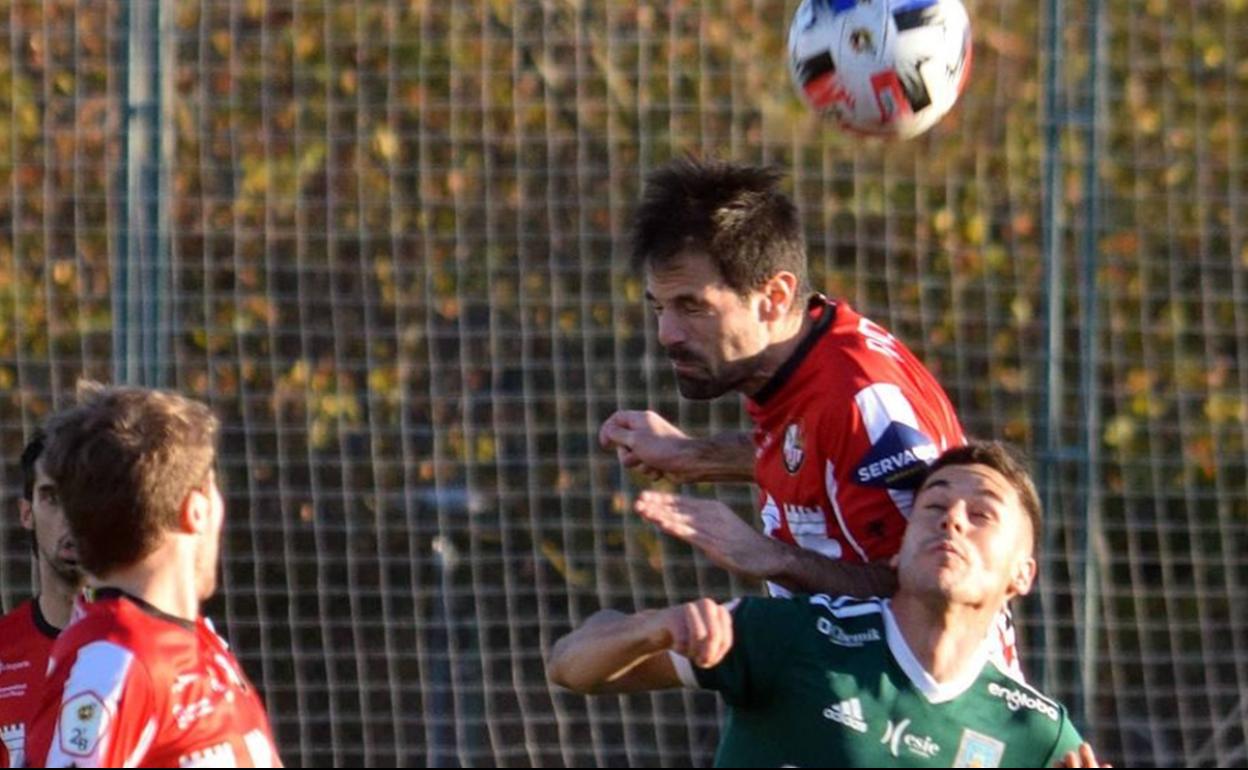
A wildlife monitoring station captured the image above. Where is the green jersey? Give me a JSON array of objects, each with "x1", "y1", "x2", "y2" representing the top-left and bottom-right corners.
[{"x1": 671, "y1": 595, "x2": 1083, "y2": 768}]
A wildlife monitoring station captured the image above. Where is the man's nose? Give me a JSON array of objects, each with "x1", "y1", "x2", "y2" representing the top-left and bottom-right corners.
[
  {"x1": 656, "y1": 309, "x2": 686, "y2": 349},
  {"x1": 939, "y1": 500, "x2": 969, "y2": 534}
]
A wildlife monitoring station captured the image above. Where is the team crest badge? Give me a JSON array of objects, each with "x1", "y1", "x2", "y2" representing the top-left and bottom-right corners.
[
  {"x1": 59, "y1": 692, "x2": 109, "y2": 757},
  {"x1": 953, "y1": 728, "x2": 1005, "y2": 768},
  {"x1": 782, "y1": 423, "x2": 805, "y2": 473}
]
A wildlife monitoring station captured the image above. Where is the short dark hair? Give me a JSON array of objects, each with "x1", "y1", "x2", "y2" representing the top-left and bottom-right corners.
[
  {"x1": 41, "y1": 383, "x2": 220, "y2": 576},
  {"x1": 632, "y1": 157, "x2": 808, "y2": 298},
  {"x1": 919, "y1": 441, "x2": 1044, "y2": 556},
  {"x1": 19, "y1": 429, "x2": 46, "y2": 502}
]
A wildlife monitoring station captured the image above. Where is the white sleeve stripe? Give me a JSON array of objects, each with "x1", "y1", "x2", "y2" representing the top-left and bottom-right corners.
[
  {"x1": 46, "y1": 641, "x2": 137, "y2": 766},
  {"x1": 123, "y1": 719, "x2": 157, "y2": 768},
  {"x1": 668, "y1": 652, "x2": 700, "y2": 689},
  {"x1": 64, "y1": 641, "x2": 135, "y2": 701},
  {"x1": 854, "y1": 383, "x2": 921, "y2": 440},
  {"x1": 825, "y1": 460, "x2": 869, "y2": 561}
]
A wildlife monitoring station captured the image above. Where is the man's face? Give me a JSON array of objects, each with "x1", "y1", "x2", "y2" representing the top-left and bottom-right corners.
[
  {"x1": 193, "y1": 471, "x2": 226, "y2": 602},
  {"x1": 896, "y1": 463, "x2": 1036, "y2": 609},
  {"x1": 20, "y1": 459, "x2": 81, "y2": 584},
  {"x1": 645, "y1": 251, "x2": 771, "y2": 399}
]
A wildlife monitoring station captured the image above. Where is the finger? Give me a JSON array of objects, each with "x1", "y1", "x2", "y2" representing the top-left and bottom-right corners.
[
  {"x1": 635, "y1": 499, "x2": 695, "y2": 535},
  {"x1": 705, "y1": 602, "x2": 732, "y2": 666},
  {"x1": 597, "y1": 413, "x2": 618, "y2": 448},
  {"x1": 685, "y1": 603, "x2": 710, "y2": 664},
  {"x1": 1079, "y1": 743, "x2": 1098, "y2": 768},
  {"x1": 641, "y1": 514, "x2": 698, "y2": 541},
  {"x1": 636, "y1": 490, "x2": 677, "y2": 511},
  {"x1": 618, "y1": 448, "x2": 643, "y2": 468},
  {"x1": 664, "y1": 607, "x2": 689, "y2": 654},
  {"x1": 600, "y1": 419, "x2": 633, "y2": 450},
  {"x1": 705, "y1": 603, "x2": 734, "y2": 667}
]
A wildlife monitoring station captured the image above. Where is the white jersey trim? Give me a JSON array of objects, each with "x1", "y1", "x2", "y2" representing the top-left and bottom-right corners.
[
  {"x1": 809, "y1": 594, "x2": 885, "y2": 619},
  {"x1": 123, "y1": 718, "x2": 157, "y2": 768},
  {"x1": 853, "y1": 383, "x2": 922, "y2": 519},
  {"x1": 825, "y1": 460, "x2": 869, "y2": 561},
  {"x1": 668, "y1": 652, "x2": 699, "y2": 689},
  {"x1": 881, "y1": 600, "x2": 990, "y2": 704}
]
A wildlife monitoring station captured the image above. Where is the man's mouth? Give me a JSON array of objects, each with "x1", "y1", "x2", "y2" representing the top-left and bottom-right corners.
[{"x1": 928, "y1": 539, "x2": 966, "y2": 562}]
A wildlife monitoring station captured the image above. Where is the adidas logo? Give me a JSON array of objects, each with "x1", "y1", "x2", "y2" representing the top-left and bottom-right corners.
[{"x1": 822, "y1": 698, "x2": 868, "y2": 733}]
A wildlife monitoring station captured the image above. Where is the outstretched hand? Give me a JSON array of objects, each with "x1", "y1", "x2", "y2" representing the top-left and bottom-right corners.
[
  {"x1": 1053, "y1": 743, "x2": 1112, "y2": 768},
  {"x1": 635, "y1": 490, "x2": 777, "y2": 580}
]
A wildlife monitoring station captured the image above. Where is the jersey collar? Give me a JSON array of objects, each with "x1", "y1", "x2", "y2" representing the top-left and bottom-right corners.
[
  {"x1": 91, "y1": 586, "x2": 198, "y2": 632},
  {"x1": 881, "y1": 599, "x2": 990, "y2": 704},
  {"x1": 750, "y1": 295, "x2": 837, "y2": 406},
  {"x1": 30, "y1": 596, "x2": 61, "y2": 639}
]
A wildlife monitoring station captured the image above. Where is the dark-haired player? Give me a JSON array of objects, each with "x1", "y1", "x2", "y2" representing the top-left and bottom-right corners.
[
  {"x1": 0, "y1": 431, "x2": 86, "y2": 767},
  {"x1": 552, "y1": 442, "x2": 1106, "y2": 767},
  {"x1": 600, "y1": 157, "x2": 1022, "y2": 675}
]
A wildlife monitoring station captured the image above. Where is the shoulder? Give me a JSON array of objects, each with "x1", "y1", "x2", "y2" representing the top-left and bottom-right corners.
[
  {"x1": 0, "y1": 600, "x2": 34, "y2": 635},
  {"x1": 0, "y1": 600, "x2": 55, "y2": 657},
  {"x1": 738, "y1": 595, "x2": 888, "y2": 639},
  {"x1": 806, "y1": 595, "x2": 888, "y2": 636},
  {"x1": 801, "y1": 309, "x2": 919, "y2": 404},
  {"x1": 53, "y1": 599, "x2": 185, "y2": 684},
  {"x1": 980, "y1": 661, "x2": 1069, "y2": 727},
  {"x1": 808, "y1": 594, "x2": 887, "y2": 618}
]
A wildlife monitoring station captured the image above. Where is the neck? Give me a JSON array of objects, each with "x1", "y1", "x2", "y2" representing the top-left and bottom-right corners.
[
  {"x1": 740, "y1": 307, "x2": 812, "y2": 397},
  {"x1": 35, "y1": 562, "x2": 80, "y2": 631},
  {"x1": 890, "y1": 591, "x2": 1000, "y2": 683},
  {"x1": 98, "y1": 539, "x2": 200, "y2": 623}
]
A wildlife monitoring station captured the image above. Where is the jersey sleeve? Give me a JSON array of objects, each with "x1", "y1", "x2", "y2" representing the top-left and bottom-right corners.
[
  {"x1": 42, "y1": 640, "x2": 159, "y2": 768},
  {"x1": 691, "y1": 597, "x2": 804, "y2": 707},
  {"x1": 1041, "y1": 709, "x2": 1086, "y2": 766}
]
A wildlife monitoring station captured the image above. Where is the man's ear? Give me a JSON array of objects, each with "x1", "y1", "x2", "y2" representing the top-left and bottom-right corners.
[
  {"x1": 760, "y1": 271, "x2": 800, "y2": 321},
  {"x1": 179, "y1": 488, "x2": 212, "y2": 535},
  {"x1": 1008, "y1": 557, "x2": 1037, "y2": 599},
  {"x1": 18, "y1": 500, "x2": 33, "y2": 531}
]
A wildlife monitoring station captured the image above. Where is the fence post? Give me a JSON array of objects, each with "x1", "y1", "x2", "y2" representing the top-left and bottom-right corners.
[{"x1": 113, "y1": 0, "x2": 169, "y2": 387}]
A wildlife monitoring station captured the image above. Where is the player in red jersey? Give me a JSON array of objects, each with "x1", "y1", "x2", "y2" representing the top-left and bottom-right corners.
[
  {"x1": 0, "y1": 431, "x2": 86, "y2": 767},
  {"x1": 600, "y1": 158, "x2": 1019, "y2": 675},
  {"x1": 25, "y1": 384, "x2": 281, "y2": 768}
]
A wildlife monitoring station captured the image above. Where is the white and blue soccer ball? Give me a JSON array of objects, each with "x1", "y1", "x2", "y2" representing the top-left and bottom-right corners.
[{"x1": 788, "y1": 0, "x2": 973, "y2": 140}]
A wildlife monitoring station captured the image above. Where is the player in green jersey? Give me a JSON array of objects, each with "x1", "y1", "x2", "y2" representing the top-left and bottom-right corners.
[{"x1": 548, "y1": 441, "x2": 1108, "y2": 768}]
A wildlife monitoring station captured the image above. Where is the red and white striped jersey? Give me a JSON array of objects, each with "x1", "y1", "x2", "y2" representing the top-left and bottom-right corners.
[
  {"x1": 0, "y1": 599, "x2": 59, "y2": 767},
  {"x1": 25, "y1": 588, "x2": 280, "y2": 768},
  {"x1": 748, "y1": 297, "x2": 966, "y2": 589}
]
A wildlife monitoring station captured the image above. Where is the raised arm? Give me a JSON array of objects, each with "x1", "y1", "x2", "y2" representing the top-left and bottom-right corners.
[
  {"x1": 547, "y1": 599, "x2": 734, "y2": 695},
  {"x1": 599, "y1": 410, "x2": 755, "y2": 483},
  {"x1": 635, "y1": 491, "x2": 898, "y2": 597}
]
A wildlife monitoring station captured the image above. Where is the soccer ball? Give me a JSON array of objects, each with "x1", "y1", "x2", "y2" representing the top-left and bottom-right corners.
[{"x1": 788, "y1": 0, "x2": 973, "y2": 140}]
